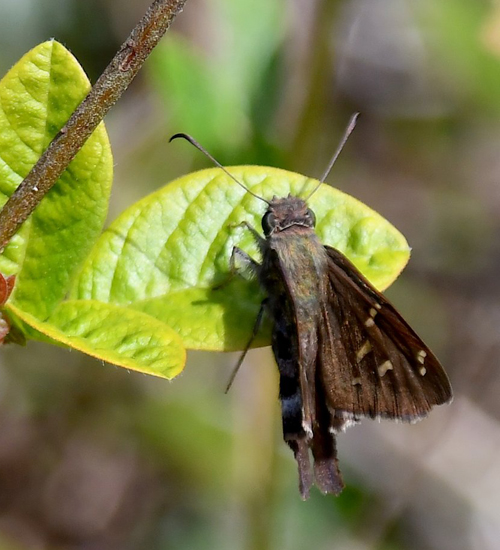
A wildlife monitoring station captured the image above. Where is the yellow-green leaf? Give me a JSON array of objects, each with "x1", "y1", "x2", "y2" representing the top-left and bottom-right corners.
[
  {"x1": 0, "y1": 40, "x2": 113, "y2": 319},
  {"x1": 9, "y1": 300, "x2": 185, "y2": 379}
]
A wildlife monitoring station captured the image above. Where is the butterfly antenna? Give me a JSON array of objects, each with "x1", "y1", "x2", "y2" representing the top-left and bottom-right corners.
[
  {"x1": 169, "y1": 133, "x2": 270, "y2": 204},
  {"x1": 224, "y1": 351, "x2": 247, "y2": 394},
  {"x1": 304, "y1": 112, "x2": 360, "y2": 201},
  {"x1": 224, "y1": 301, "x2": 266, "y2": 393}
]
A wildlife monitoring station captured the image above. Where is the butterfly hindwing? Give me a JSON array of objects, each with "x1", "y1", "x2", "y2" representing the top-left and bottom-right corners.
[{"x1": 319, "y1": 245, "x2": 452, "y2": 423}]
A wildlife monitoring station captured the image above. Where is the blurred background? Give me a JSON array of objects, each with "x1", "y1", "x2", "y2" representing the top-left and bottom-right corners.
[{"x1": 0, "y1": 0, "x2": 499, "y2": 548}]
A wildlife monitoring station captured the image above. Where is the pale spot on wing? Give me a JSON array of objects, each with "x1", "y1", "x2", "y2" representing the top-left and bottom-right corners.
[
  {"x1": 378, "y1": 360, "x2": 393, "y2": 377},
  {"x1": 374, "y1": 303, "x2": 382, "y2": 310},
  {"x1": 364, "y1": 317, "x2": 375, "y2": 327},
  {"x1": 416, "y1": 350, "x2": 427, "y2": 364},
  {"x1": 419, "y1": 366, "x2": 427, "y2": 376},
  {"x1": 369, "y1": 307, "x2": 378, "y2": 318},
  {"x1": 351, "y1": 377, "x2": 362, "y2": 386},
  {"x1": 356, "y1": 341, "x2": 372, "y2": 362}
]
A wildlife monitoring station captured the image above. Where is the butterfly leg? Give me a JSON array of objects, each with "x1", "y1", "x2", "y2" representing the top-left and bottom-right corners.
[
  {"x1": 224, "y1": 220, "x2": 266, "y2": 252},
  {"x1": 239, "y1": 221, "x2": 267, "y2": 255},
  {"x1": 224, "y1": 299, "x2": 267, "y2": 392},
  {"x1": 230, "y1": 246, "x2": 261, "y2": 277},
  {"x1": 213, "y1": 246, "x2": 261, "y2": 290}
]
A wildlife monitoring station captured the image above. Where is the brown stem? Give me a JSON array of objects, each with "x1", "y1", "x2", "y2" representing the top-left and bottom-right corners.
[{"x1": 0, "y1": 0, "x2": 188, "y2": 250}]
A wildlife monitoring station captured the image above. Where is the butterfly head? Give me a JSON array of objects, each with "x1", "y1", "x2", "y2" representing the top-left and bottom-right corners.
[{"x1": 261, "y1": 195, "x2": 316, "y2": 236}]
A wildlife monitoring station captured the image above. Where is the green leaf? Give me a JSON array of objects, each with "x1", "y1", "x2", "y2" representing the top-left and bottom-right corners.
[
  {"x1": 9, "y1": 300, "x2": 185, "y2": 379},
  {"x1": 0, "y1": 40, "x2": 113, "y2": 319},
  {"x1": 0, "y1": 42, "x2": 177, "y2": 378},
  {"x1": 72, "y1": 166, "x2": 410, "y2": 351}
]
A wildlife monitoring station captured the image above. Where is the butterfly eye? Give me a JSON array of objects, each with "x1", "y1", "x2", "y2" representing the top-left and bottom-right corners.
[
  {"x1": 306, "y1": 209, "x2": 316, "y2": 227},
  {"x1": 262, "y1": 211, "x2": 276, "y2": 235}
]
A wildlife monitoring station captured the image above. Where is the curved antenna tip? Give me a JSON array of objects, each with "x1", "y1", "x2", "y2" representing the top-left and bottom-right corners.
[
  {"x1": 169, "y1": 132, "x2": 194, "y2": 144},
  {"x1": 168, "y1": 132, "x2": 270, "y2": 205}
]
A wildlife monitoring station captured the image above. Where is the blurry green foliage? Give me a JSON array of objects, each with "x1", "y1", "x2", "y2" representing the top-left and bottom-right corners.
[
  {"x1": 148, "y1": 0, "x2": 287, "y2": 164},
  {"x1": 420, "y1": 0, "x2": 500, "y2": 113}
]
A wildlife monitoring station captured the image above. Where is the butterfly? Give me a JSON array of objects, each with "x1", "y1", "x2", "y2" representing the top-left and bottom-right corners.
[
  {"x1": 170, "y1": 117, "x2": 453, "y2": 499},
  {"x1": 240, "y1": 194, "x2": 452, "y2": 498}
]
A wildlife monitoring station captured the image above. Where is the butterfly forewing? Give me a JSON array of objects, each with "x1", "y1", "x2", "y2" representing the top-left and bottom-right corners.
[{"x1": 320, "y1": 245, "x2": 452, "y2": 422}]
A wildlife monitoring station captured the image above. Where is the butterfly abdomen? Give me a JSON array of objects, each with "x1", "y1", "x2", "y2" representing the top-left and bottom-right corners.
[{"x1": 272, "y1": 312, "x2": 304, "y2": 437}]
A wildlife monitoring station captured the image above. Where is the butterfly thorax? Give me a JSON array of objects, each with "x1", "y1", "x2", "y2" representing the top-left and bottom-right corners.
[
  {"x1": 259, "y1": 195, "x2": 328, "y2": 317},
  {"x1": 259, "y1": 195, "x2": 327, "y2": 315}
]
